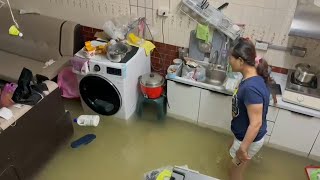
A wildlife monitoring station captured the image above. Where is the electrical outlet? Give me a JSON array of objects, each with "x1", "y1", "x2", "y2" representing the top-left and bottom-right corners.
[
  {"x1": 255, "y1": 41, "x2": 269, "y2": 51},
  {"x1": 157, "y1": 7, "x2": 169, "y2": 17}
]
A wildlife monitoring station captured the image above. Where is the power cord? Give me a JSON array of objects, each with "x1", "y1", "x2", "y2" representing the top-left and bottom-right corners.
[
  {"x1": 6, "y1": 0, "x2": 20, "y2": 28},
  {"x1": 125, "y1": 17, "x2": 166, "y2": 73},
  {"x1": 161, "y1": 18, "x2": 165, "y2": 43},
  {"x1": 144, "y1": 18, "x2": 165, "y2": 73}
]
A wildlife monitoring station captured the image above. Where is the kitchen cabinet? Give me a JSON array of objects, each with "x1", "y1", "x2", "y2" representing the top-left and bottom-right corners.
[
  {"x1": 269, "y1": 109, "x2": 320, "y2": 157},
  {"x1": 264, "y1": 135, "x2": 270, "y2": 144},
  {"x1": 309, "y1": 131, "x2": 320, "y2": 161},
  {"x1": 198, "y1": 89, "x2": 232, "y2": 132},
  {"x1": 266, "y1": 121, "x2": 274, "y2": 136},
  {"x1": 167, "y1": 81, "x2": 201, "y2": 123},
  {"x1": 266, "y1": 106, "x2": 279, "y2": 122}
]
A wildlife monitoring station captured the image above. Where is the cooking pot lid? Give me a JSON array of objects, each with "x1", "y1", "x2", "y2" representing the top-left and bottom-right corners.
[{"x1": 140, "y1": 73, "x2": 164, "y2": 87}]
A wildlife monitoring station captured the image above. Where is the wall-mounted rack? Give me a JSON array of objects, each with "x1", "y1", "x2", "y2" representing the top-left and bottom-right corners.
[{"x1": 179, "y1": 0, "x2": 242, "y2": 40}]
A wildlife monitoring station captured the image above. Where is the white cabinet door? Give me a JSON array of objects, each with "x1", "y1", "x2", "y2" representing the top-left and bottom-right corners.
[
  {"x1": 266, "y1": 106, "x2": 279, "y2": 122},
  {"x1": 264, "y1": 135, "x2": 270, "y2": 144},
  {"x1": 198, "y1": 89, "x2": 232, "y2": 131},
  {"x1": 310, "y1": 130, "x2": 320, "y2": 161},
  {"x1": 266, "y1": 121, "x2": 274, "y2": 136},
  {"x1": 269, "y1": 109, "x2": 320, "y2": 157},
  {"x1": 167, "y1": 81, "x2": 201, "y2": 123}
]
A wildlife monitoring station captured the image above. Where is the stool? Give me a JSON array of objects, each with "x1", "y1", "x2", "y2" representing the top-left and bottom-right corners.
[{"x1": 136, "y1": 95, "x2": 166, "y2": 120}]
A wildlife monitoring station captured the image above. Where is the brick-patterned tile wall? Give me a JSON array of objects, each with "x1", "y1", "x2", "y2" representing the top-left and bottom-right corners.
[
  {"x1": 81, "y1": 26, "x2": 103, "y2": 42},
  {"x1": 81, "y1": 26, "x2": 289, "y2": 75},
  {"x1": 151, "y1": 42, "x2": 180, "y2": 76}
]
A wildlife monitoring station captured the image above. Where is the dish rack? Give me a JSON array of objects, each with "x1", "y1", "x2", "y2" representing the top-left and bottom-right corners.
[{"x1": 179, "y1": 0, "x2": 242, "y2": 40}]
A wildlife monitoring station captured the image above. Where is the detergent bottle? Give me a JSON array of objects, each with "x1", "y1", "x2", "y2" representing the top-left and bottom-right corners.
[{"x1": 74, "y1": 115, "x2": 100, "y2": 127}]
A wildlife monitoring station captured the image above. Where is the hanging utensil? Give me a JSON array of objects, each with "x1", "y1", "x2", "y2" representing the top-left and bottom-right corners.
[{"x1": 218, "y1": 3, "x2": 229, "y2": 11}]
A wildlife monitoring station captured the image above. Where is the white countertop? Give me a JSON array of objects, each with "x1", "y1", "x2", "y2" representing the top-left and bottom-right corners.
[{"x1": 270, "y1": 72, "x2": 320, "y2": 119}]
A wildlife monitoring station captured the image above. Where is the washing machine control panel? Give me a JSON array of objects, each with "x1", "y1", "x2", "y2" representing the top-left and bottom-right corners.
[
  {"x1": 107, "y1": 67, "x2": 122, "y2": 76},
  {"x1": 93, "y1": 65, "x2": 101, "y2": 72}
]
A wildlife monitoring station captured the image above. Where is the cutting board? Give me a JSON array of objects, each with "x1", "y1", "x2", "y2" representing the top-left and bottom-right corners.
[{"x1": 188, "y1": 30, "x2": 205, "y2": 61}]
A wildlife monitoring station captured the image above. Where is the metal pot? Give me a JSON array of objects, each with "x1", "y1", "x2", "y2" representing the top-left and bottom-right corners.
[
  {"x1": 140, "y1": 73, "x2": 164, "y2": 99},
  {"x1": 107, "y1": 42, "x2": 132, "y2": 62},
  {"x1": 294, "y1": 63, "x2": 318, "y2": 83}
]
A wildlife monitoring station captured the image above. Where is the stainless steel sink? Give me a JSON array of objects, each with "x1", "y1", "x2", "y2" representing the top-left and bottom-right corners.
[
  {"x1": 204, "y1": 65, "x2": 227, "y2": 86},
  {"x1": 167, "y1": 61, "x2": 232, "y2": 95}
]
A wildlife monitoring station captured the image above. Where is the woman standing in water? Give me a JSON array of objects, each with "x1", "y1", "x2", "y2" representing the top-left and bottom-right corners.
[{"x1": 228, "y1": 38, "x2": 273, "y2": 180}]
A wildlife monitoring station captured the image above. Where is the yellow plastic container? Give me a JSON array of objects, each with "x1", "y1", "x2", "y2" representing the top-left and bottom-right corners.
[
  {"x1": 128, "y1": 33, "x2": 141, "y2": 45},
  {"x1": 85, "y1": 41, "x2": 91, "y2": 47}
]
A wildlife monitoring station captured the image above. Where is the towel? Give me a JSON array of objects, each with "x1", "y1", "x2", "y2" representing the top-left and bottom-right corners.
[
  {"x1": 127, "y1": 39, "x2": 155, "y2": 56},
  {"x1": 196, "y1": 23, "x2": 210, "y2": 43}
]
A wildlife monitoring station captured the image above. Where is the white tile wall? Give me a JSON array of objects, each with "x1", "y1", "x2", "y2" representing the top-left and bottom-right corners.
[
  {"x1": 263, "y1": 0, "x2": 277, "y2": 9},
  {"x1": 138, "y1": 6, "x2": 146, "y2": 18},
  {"x1": 130, "y1": 0, "x2": 138, "y2": 6},
  {"x1": 11, "y1": 0, "x2": 320, "y2": 68},
  {"x1": 137, "y1": 0, "x2": 145, "y2": 7},
  {"x1": 145, "y1": 0, "x2": 153, "y2": 9},
  {"x1": 130, "y1": 5, "x2": 138, "y2": 16}
]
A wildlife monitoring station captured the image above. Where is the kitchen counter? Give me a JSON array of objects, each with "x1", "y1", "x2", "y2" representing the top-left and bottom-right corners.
[
  {"x1": 166, "y1": 76, "x2": 233, "y2": 96},
  {"x1": 270, "y1": 72, "x2": 320, "y2": 118},
  {"x1": 168, "y1": 70, "x2": 320, "y2": 118},
  {"x1": 166, "y1": 63, "x2": 233, "y2": 96}
]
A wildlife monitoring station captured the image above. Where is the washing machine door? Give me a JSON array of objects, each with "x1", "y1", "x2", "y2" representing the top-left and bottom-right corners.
[{"x1": 79, "y1": 75, "x2": 122, "y2": 115}]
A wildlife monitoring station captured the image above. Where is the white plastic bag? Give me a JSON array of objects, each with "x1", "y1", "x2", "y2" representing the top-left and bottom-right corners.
[
  {"x1": 103, "y1": 15, "x2": 140, "y2": 40},
  {"x1": 182, "y1": 64, "x2": 206, "y2": 82},
  {"x1": 102, "y1": 21, "x2": 122, "y2": 40}
]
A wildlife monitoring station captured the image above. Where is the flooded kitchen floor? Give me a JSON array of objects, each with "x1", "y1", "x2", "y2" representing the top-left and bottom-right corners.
[{"x1": 34, "y1": 99, "x2": 318, "y2": 180}]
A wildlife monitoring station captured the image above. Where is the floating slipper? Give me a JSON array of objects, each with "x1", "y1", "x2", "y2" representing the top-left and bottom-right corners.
[{"x1": 71, "y1": 134, "x2": 96, "y2": 148}]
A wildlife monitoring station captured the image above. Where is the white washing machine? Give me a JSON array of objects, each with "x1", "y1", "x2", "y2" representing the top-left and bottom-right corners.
[{"x1": 75, "y1": 41, "x2": 151, "y2": 120}]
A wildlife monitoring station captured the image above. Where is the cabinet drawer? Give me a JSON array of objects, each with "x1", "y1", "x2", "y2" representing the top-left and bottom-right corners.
[
  {"x1": 266, "y1": 106, "x2": 279, "y2": 122},
  {"x1": 266, "y1": 121, "x2": 274, "y2": 136}
]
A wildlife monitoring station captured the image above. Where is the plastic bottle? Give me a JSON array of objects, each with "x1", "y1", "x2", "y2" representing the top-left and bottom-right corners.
[{"x1": 73, "y1": 115, "x2": 100, "y2": 127}]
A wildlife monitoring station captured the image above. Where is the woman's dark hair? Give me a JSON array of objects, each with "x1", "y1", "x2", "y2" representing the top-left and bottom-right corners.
[{"x1": 231, "y1": 37, "x2": 273, "y2": 85}]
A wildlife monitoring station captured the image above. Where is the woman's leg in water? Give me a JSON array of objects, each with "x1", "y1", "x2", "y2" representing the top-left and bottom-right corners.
[
  {"x1": 228, "y1": 137, "x2": 264, "y2": 180},
  {"x1": 229, "y1": 160, "x2": 249, "y2": 180}
]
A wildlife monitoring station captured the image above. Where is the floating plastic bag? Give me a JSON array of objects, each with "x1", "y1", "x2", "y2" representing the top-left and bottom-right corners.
[
  {"x1": 57, "y1": 67, "x2": 80, "y2": 99},
  {"x1": 102, "y1": 21, "x2": 121, "y2": 40}
]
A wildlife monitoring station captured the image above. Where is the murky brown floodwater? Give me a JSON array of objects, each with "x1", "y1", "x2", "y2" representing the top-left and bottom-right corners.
[{"x1": 34, "y1": 99, "x2": 318, "y2": 180}]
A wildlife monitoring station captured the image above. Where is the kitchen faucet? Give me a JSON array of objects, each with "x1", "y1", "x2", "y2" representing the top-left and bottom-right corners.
[
  {"x1": 210, "y1": 50, "x2": 219, "y2": 64},
  {"x1": 208, "y1": 51, "x2": 223, "y2": 70}
]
